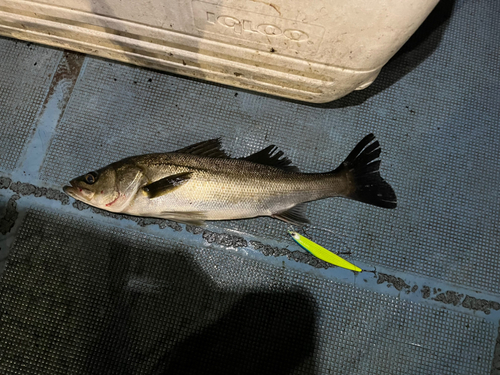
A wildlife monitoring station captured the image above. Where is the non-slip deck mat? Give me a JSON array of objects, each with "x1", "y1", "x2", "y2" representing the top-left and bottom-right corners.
[
  {"x1": 0, "y1": 37, "x2": 61, "y2": 170},
  {"x1": 37, "y1": 0, "x2": 500, "y2": 295},
  {"x1": 0, "y1": 209, "x2": 495, "y2": 375},
  {"x1": 1, "y1": 0, "x2": 499, "y2": 373}
]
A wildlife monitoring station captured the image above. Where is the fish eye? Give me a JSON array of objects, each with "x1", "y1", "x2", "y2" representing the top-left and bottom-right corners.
[{"x1": 84, "y1": 171, "x2": 98, "y2": 185}]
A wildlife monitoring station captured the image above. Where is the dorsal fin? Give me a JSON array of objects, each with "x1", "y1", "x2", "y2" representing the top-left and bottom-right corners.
[
  {"x1": 242, "y1": 145, "x2": 300, "y2": 172},
  {"x1": 174, "y1": 139, "x2": 230, "y2": 159}
]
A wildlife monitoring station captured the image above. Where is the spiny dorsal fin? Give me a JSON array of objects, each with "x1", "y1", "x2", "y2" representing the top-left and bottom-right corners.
[
  {"x1": 174, "y1": 139, "x2": 230, "y2": 159},
  {"x1": 272, "y1": 203, "x2": 310, "y2": 226},
  {"x1": 242, "y1": 145, "x2": 300, "y2": 172},
  {"x1": 142, "y1": 172, "x2": 192, "y2": 199}
]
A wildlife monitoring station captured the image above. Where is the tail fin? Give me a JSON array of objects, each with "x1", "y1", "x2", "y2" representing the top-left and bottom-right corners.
[{"x1": 334, "y1": 134, "x2": 397, "y2": 209}]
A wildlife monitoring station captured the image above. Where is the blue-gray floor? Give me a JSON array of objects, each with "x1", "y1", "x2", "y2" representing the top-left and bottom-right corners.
[{"x1": 0, "y1": 1, "x2": 499, "y2": 374}]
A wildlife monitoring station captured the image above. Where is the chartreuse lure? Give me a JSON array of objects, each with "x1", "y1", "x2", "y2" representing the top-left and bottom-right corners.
[{"x1": 288, "y1": 231, "x2": 362, "y2": 272}]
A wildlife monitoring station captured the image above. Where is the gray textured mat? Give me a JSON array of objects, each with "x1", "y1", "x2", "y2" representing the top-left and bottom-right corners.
[
  {"x1": 39, "y1": 0, "x2": 499, "y2": 294},
  {"x1": 1, "y1": 0, "x2": 500, "y2": 374},
  {"x1": 0, "y1": 209, "x2": 495, "y2": 375},
  {"x1": 0, "y1": 38, "x2": 61, "y2": 170}
]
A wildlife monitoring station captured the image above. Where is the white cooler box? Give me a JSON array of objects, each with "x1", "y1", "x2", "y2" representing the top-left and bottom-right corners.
[{"x1": 0, "y1": 0, "x2": 438, "y2": 102}]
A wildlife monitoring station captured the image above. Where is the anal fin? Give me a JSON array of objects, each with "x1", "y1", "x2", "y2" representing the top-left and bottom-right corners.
[
  {"x1": 159, "y1": 211, "x2": 207, "y2": 227},
  {"x1": 272, "y1": 203, "x2": 310, "y2": 226}
]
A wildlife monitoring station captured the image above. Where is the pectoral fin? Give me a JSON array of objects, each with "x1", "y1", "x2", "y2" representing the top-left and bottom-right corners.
[{"x1": 142, "y1": 172, "x2": 192, "y2": 199}]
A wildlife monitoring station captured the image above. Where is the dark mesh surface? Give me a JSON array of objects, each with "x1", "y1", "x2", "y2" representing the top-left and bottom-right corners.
[
  {"x1": 0, "y1": 209, "x2": 495, "y2": 374},
  {"x1": 0, "y1": 0, "x2": 499, "y2": 374},
  {"x1": 36, "y1": 0, "x2": 500, "y2": 294},
  {"x1": 0, "y1": 37, "x2": 61, "y2": 170}
]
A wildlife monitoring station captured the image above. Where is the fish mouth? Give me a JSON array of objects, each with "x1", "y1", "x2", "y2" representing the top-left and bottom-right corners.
[
  {"x1": 63, "y1": 180, "x2": 76, "y2": 197},
  {"x1": 63, "y1": 181, "x2": 93, "y2": 200},
  {"x1": 63, "y1": 185, "x2": 76, "y2": 197}
]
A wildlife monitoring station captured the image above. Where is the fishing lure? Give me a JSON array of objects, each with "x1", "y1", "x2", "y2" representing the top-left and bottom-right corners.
[{"x1": 288, "y1": 230, "x2": 362, "y2": 272}]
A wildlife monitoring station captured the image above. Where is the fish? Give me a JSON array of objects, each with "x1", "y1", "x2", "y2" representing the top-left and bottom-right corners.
[
  {"x1": 63, "y1": 134, "x2": 397, "y2": 226},
  {"x1": 288, "y1": 230, "x2": 362, "y2": 272}
]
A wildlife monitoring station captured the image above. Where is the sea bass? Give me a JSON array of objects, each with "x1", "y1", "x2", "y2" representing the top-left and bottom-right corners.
[{"x1": 63, "y1": 134, "x2": 397, "y2": 226}]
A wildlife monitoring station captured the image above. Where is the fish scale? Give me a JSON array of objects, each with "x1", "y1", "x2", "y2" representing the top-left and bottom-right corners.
[{"x1": 131, "y1": 154, "x2": 343, "y2": 217}]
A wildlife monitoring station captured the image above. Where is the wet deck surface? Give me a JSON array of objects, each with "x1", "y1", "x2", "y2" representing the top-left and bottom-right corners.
[{"x1": 1, "y1": 1, "x2": 499, "y2": 374}]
